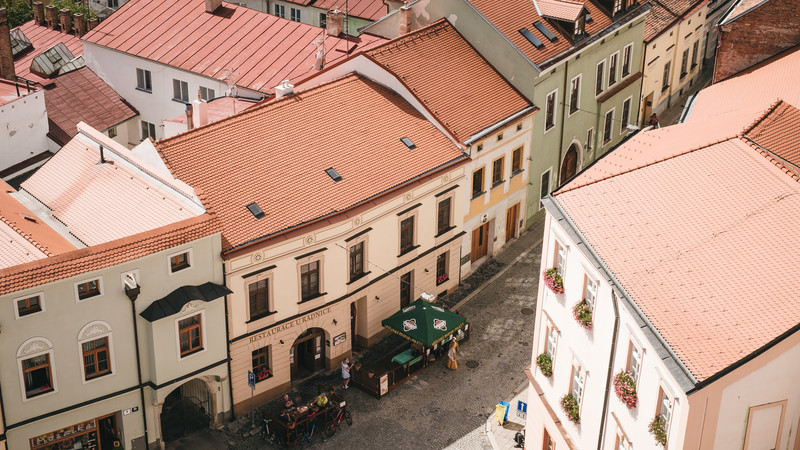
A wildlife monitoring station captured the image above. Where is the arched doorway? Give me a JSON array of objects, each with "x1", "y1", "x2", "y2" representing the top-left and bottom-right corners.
[
  {"x1": 160, "y1": 378, "x2": 211, "y2": 443},
  {"x1": 290, "y1": 327, "x2": 326, "y2": 378},
  {"x1": 560, "y1": 144, "x2": 579, "y2": 184}
]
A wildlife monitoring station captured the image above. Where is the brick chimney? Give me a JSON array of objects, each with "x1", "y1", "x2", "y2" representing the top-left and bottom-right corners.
[
  {"x1": 60, "y1": 9, "x2": 72, "y2": 34},
  {"x1": 33, "y1": 2, "x2": 45, "y2": 25},
  {"x1": 45, "y1": 5, "x2": 58, "y2": 30},
  {"x1": 274, "y1": 80, "x2": 294, "y2": 99},
  {"x1": 205, "y1": 0, "x2": 222, "y2": 13},
  {"x1": 74, "y1": 13, "x2": 86, "y2": 37},
  {"x1": 88, "y1": 17, "x2": 99, "y2": 31},
  {"x1": 326, "y1": 9, "x2": 343, "y2": 36},
  {"x1": 399, "y1": 4, "x2": 411, "y2": 35},
  {"x1": 0, "y1": 8, "x2": 15, "y2": 81}
]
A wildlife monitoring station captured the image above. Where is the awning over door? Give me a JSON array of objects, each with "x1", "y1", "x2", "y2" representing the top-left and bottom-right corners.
[{"x1": 140, "y1": 282, "x2": 232, "y2": 322}]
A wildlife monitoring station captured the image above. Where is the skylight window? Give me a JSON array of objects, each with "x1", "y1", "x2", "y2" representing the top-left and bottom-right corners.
[
  {"x1": 519, "y1": 28, "x2": 544, "y2": 50},
  {"x1": 401, "y1": 137, "x2": 416, "y2": 150},
  {"x1": 585, "y1": 13, "x2": 593, "y2": 23},
  {"x1": 246, "y1": 202, "x2": 265, "y2": 219},
  {"x1": 325, "y1": 167, "x2": 342, "y2": 182},
  {"x1": 533, "y1": 21, "x2": 558, "y2": 42}
]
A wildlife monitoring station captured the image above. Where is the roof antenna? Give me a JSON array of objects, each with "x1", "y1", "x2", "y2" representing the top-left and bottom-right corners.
[{"x1": 99, "y1": 145, "x2": 106, "y2": 164}]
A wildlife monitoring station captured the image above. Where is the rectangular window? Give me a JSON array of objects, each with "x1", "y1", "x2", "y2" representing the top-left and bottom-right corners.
[
  {"x1": 555, "y1": 241, "x2": 567, "y2": 274},
  {"x1": 178, "y1": 314, "x2": 203, "y2": 356},
  {"x1": 170, "y1": 251, "x2": 191, "y2": 272},
  {"x1": 77, "y1": 279, "x2": 101, "y2": 300},
  {"x1": 613, "y1": 0, "x2": 623, "y2": 13},
  {"x1": 544, "y1": 430, "x2": 555, "y2": 450},
  {"x1": 200, "y1": 86, "x2": 215, "y2": 101},
  {"x1": 248, "y1": 279, "x2": 270, "y2": 318},
  {"x1": 17, "y1": 295, "x2": 42, "y2": 317},
  {"x1": 399, "y1": 217, "x2": 415, "y2": 254},
  {"x1": 436, "y1": 252, "x2": 449, "y2": 285},
  {"x1": 172, "y1": 79, "x2": 189, "y2": 103},
  {"x1": 620, "y1": 98, "x2": 631, "y2": 132},
  {"x1": 290, "y1": 7, "x2": 301, "y2": 21},
  {"x1": 252, "y1": 347, "x2": 271, "y2": 382},
  {"x1": 22, "y1": 354, "x2": 53, "y2": 398},
  {"x1": 662, "y1": 62, "x2": 671, "y2": 92},
  {"x1": 136, "y1": 68, "x2": 151, "y2": 92},
  {"x1": 586, "y1": 128, "x2": 593, "y2": 151},
  {"x1": 107, "y1": 0, "x2": 118, "y2": 7},
  {"x1": 472, "y1": 168, "x2": 484, "y2": 197},
  {"x1": 571, "y1": 365, "x2": 584, "y2": 407},
  {"x1": 627, "y1": 342, "x2": 641, "y2": 384},
  {"x1": 274, "y1": 4, "x2": 285, "y2": 18},
  {"x1": 546, "y1": 324, "x2": 558, "y2": 358},
  {"x1": 680, "y1": 49, "x2": 689, "y2": 78},
  {"x1": 400, "y1": 272, "x2": 412, "y2": 308},
  {"x1": 608, "y1": 52, "x2": 618, "y2": 86},
  {"x1": 82, "y1": 337, "x2": 110, "y2": 380},
  {"x1": 437, "y1": 197, "x2": 451, "y2": 234},
  {"x1": 319, "y1": 12, "x2": 327, "y2": 28},
  {"x1": 691, "y1": 41, "x2": 699, "y2": 70},
  {"x1": 604, "y1": 109, "x2": 614, "y2": 143},
  {"x1": 539, "y1": 169, "x2": 550, "y2": 210},
  {"x1": 107, "y1": 126, "x2": 118, "y2": 138},
  {"x1": 141, "y1": 120, "x2": 156, "y2": 141},
  {"x1": 512, "y1": 147, "x2": 522, "y2": 173},
  {"x1": 658, "y1": 388, "x2": 673, "y2": 438},
  {"x1": 492, "y1": 157, "x2": 504, "y2": 185},
  {"x1": 300, "y1": 261, "x2": 320, "y2": 300},
  {"x1": 545, "y1": 91, "x2": 557, "y2": 130},
  {"x1": 349, "y1": 241, "x2": 365, "y2": 280},
  {"x1": 596, "y1": 60, "x2": 605, "y2": 95},
  {"x1": 569, "y1": 76, "x2": 580, "y2": 114},
  {"x1": 622, "y1": 44, "x2": 632, "y2": 78},
  {"x1": 583, "y1": 275, "x2": 598, "y2": 310},
  {"x1": 497, "y1": 132, "x2": 504, "y2": 141}
]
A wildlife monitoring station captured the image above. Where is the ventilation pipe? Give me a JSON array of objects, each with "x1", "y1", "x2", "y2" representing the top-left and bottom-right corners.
[{"x1": 274, "y1": 80, "x2": 294, "y2": 99}]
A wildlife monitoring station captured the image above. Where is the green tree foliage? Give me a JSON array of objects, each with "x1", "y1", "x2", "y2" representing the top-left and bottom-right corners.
[
  {"x1": 0, "y1": 0, "x2": 34, "y2": 29},
  {"x1": 50, "y1": 0, "x2": 97, "y2": 20}
]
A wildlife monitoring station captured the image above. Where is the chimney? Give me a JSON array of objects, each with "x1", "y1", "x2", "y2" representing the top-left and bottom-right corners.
[
  {"x1": 88, "y1": 17, "x2": 99, "y2": 31},
  {"x1": 74, "y1": 13, "x2": 86, "y2": 37},
  {"x1": 33, "y1": 2, "x2": 44, "y2": 25},
  {"x1": 274, "y1": 80, "x2": 294, "y2": 99},
  {"x1": 0, "y1": 8, "x2": 15, "y2": 81},
  {"x1": 326, "y1": 9, "x2": 343, "y2": 36},
  {"x1": 59, "y1": 9, "x2": 72, "y2": 34},
  {"x1": 205, "y1": 0, "x2": 222, "y2": 13},
  {"x1": 399, "y1": 4, "x2": 411, "y2": 35},
  {"x1": 45, "y1": 5, "x2": 58, "y2": 30},
  {"x1": 314, "y1": 47, "x2": 325, "y2": 70},
  {"x1": 186, "y1": 103, "x2": 195, "y2": 130},
  {"x1": 194, "y1": 90, "x2": 208, "y2": 127}
]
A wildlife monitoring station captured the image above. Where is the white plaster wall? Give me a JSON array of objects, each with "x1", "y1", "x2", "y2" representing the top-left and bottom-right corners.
[{"x1": 0, "y1": 89, "x2": 49, "y2": 172}]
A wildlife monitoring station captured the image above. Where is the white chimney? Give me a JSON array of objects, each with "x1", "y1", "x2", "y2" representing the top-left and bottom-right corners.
[
  {"x1": 274, "y1": 80, "x2": 294, "y2": 99},
  {"x1": 326, "y1": 9, "x2": 343, "y2": 36},
  {"x1": 193, "y1": 96, "x2": 209, "y2": 127},
  {"x1": 314, "y1": 48, "x2": 325, "y2": 71}
]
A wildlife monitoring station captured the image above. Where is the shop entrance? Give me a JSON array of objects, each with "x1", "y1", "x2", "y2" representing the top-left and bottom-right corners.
[
  {"x1": 471, "y1": 222, "x2": 490, "y2": 262},
  {"x1": 290, "y1": 328, "x2": 325, "y2": 378},
  {"x1": 30, "y1": 413, "x2": 119, "y2": 450},
  {"x1": 160, "y1": 378, "x2": 211, "y2": 443}
]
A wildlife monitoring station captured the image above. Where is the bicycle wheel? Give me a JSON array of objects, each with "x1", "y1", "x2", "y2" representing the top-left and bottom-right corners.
[
  {"x1": 344, "y1": 411, "x2": 353, "y2": 426},
  {"x1": 297, "y1": 432, "x2": 310, "y2": 445},
  {"x1": 325, "y1": 423, "x2": 337, "y2": 438}
]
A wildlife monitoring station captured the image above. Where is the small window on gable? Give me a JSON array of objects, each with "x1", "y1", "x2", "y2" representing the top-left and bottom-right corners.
[
  {"x1": 17, "y1": 294, "x2": 43, "y2": 317},
  {"x1": 170, "y1": 251, "x2": 191, "y2": 273},
  {"x1": 77, "y1": 278, "x2": 101, "y2": 300}
]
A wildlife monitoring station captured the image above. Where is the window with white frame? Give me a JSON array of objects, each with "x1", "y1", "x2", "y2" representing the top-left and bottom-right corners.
[
  {"x1": 608, "y1": 52, "x2": 619, "y2": 87},
  {"x1": 177, "y1": 312, "x2": 204, "y2": 358},
  {"x1": 274, "y1": 4, "x2": 285, "y2": 18},
  {"x1": 545, "y1": 90, "x2": 557, "y2": 130},
  {"x1": 539, "y1": 169, "x2": 551, "y2": 210},
  {"x1": 172, "y1": 79, "x2": 189, "y2": 103},
  {"x1": 15, "y1": 293, "x2": 44, "y2": 318},
  {"x1": 596, "y1": 60, "x2": 606, "y2": 95},
  {"x1": 627, "y1": 341, "x2": 642, "y2": 385},
  {"x1": 136, "y1": 68, "x2": 151, "y2": 92},
  {"x1": 586, "y1": 128, "x2": 594, "y2": 151},
  {"x1": 546, "y1": 321, "x2": 558, "y2": 358},
  {"x1": 583, "y1": 275, "x2": 598, "y2": 310},
  {"x1": 570, "y1": 364, "x2": 584, "y2": 407},
  {"x1": 615, "y1": 427, "x2": 632, "y2": 450},
  {"x1": 569, "y1": 75, "x2": 581, "y2": 115},
  {"x1": 21, "y1": 353, "x2": 54, "y2": 398},
  {"x1": 620, "y1": 97, "x2": 631, "y2": 133},
  {"x1": 622, "y1": 43, "x2": 632, "y2": 78},
  {"x1": 290, "y1": 7, "x2": 301, "y2": 22},
  {"x1": 76, "y1": 278, "x2": 102, "y2": 300},
  {"x1": 141, "y1": 120, "x2": 156, "y2": 141},
  {"x1": 200, "y1": 86, "x2": 215, "y2": 101},
  {"x1": 169, "y1": 250, "x2": 192, "y2": 273},
  {"x1": 657, "y1": 387, "x2": 673, "y2": 438},
  {"x1": 603, "y1": 109, "x2": 614, "y2": 144},
  {"x1": 555, "y1": 241, "x2": 567, "y2": 274}
]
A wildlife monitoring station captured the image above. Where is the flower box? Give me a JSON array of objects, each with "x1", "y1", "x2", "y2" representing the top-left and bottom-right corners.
[
  {"x1": 436, "y1": 273, "x2": 449, "y2": 285},
  {"x1": 543, "y1": 268, "x2": 564, "y2": 294},
  {"x1": 613, "y1": 370, "x2": 637, "y2": 408},
  {"x1": 536, "y1": 353, "x2": 553, "y2": 377},
  {"x1": 572, "y1": 299, "x2": 593, "y2": 329},
  {"x1": 255, "y1": 367, "x2": 272, "y2": 382},
  {"x1": 560, "y1": 394, "x2": 580, "y2": 424},
  {"x1": 649, "y1": 416, "x2": 668, "y2": 446}
]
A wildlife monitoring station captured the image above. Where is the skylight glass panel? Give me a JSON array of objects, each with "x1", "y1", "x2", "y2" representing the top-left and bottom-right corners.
[
  {"x1": 325, "y1": 167, "x2": 342, "y2": 182},
  {"x1": 246, "y1": 202, "x2": 265, "y2": 219},
  {"x1": 519, "y1": 28, "x2": 544, "y2": 49},
  {"x1": 401, "y1": 137, "x2": 416, "y2": 150},
  {"x1": 533, "y1": 21, "x2": 558, "y2": 42}
]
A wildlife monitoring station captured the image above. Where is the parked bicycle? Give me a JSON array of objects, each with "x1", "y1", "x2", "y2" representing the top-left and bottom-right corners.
[
  {"x1": 295, "y1": 420, "x2": 321, "y2": 445},
  {"x1": 261, "y1": 417, "x2": 278, "y2": 445},
  {"x1": 324, "y1": 407, "x2": 353, "y2": 437}
]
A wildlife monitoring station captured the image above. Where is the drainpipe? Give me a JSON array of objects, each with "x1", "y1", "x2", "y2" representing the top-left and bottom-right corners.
[
  {"x1": 556, "y1": 59, "x2": 569, "y2": 185},
  {"x1": 125, "y1": 284, "x2": 150, "y2": 449},
  {"x1": 597, "y1": 289, "x2": 620, "y2": 449},
  {"x1": 223, "y1": 261, "x2": 235, "y2": 420},
  {"x1": 0, "y1": 373, "x2": 7, "y2": 442}
]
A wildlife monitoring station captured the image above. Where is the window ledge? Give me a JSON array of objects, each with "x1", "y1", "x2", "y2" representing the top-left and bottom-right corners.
[
  {"x1": 78, "y1": 292, "x2": 101, "y2": 301},
  {"x1": 246, "y1": 310, "x2": 277, "y2": 324},
  {"x1": 85, "y1": 371, "x2": 112, "y2": 382},
  {"x1": 491, "y1": 180, "x2": 505, "y2": 189},
  {"x1": 397, "y1": 245, "x2": 420, "y2": 258},
  {"x1": 436, "y1": 276, "x2": 450, "y2": 286},
  {"x1": 346, "y1": 271, "x2": 371, "y2": 285},
  {"x1": 170, "y1": 264, "x2": 191, "y2": 273},
  {"x1": 511, "y1": 169, "x2": 524, "y2": 178},
  {"x1": 435, "y1": 225, "x2": 456, "y2": 238},
  {"x1": 180, "y1": 347, "x2": 204, "y2": 358},
  {"x1": 135, "y1": 87, "x2": 152, "y2": 94},
  {"x1": 661, "y1": 85, "x2": 670, "y2": 93},
  {"x1": 172, "y1": 98, "x2": 189, "y2": 104},
  {"x1": 680, "y1": 72, "x2": 687, "y2": 79},
  {"x1": 471, "y1": 191, "x2": 486, "y2": 200},
  {"x1": 298, "y1": 292, "x2": 327, "y2": 304}
]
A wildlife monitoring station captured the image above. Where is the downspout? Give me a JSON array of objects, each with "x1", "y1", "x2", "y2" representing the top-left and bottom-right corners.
[
  {"x1": 556, "y1": 60, "x2": 569, "y2": 184},
  {"x1": 597, "y1": 289, "x2": 620, "y2": 450},
  {"x1": 0, "y1": 373, "x2": 7, "y2": 443},
  {"x1": 127, "y1": 289, "x2": 150, "y2": 448},
  {"x1": 223, "y1": 261, "x2": 235, "y2": 419}
]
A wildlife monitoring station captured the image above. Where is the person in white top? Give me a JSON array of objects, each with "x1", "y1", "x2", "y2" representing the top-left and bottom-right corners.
[{"x1": 341, "y1": 359, "x2": 354, "y2": 389}]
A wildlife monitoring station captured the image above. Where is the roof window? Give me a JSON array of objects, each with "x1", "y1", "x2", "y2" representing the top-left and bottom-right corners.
[
  {"x1": 401, "y1": 137, "x2": 416, "y2": 150},
  {"x1": 325, "y1": 167, "x2": 343, "y2": 182},
  {"x1": 533, "y1": 21, "x2": 558, "y2": 42},
  {"x1": 585, "y1": 13, "x2": 593, "y2": 23},
  {"x1": 246, "y1": 202, "x2": 265, "y2": 219},
  {"x1": 519, "y1": 28, "x2": 544, "y2": 49}
]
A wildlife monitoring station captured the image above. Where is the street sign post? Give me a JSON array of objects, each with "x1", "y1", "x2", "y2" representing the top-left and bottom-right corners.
[{"x1": 248, "y1": 370, "x2": 256, "y2": 428}]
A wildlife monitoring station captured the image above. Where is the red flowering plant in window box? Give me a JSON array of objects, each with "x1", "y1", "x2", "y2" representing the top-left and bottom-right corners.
[
  {"x1": 560, "y1": 394, "x2": 580, "y2": 424},
  {"x1": 613, "y1": 370, "x2": 637, "y2": 408},
  {"x1": 436, "y1": 273, "x2": 449, "y2": 285},
  {"x1": 255, "y1": 366, "x2": 272, "y2": 382},
  {"x1": 572, "y1": 300, "x2": 593, "y2": 329},
  {"x1": 543, "y1": 268, "x2": 564, "y2": 294}
]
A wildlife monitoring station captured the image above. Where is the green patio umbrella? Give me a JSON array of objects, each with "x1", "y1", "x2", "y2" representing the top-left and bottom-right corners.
[{"x1": 381, "y1": 298, "x2": 466, "y2": 347}]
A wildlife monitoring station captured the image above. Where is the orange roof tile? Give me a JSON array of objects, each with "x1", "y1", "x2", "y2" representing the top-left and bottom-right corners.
[
  {"x1": 312, "y1": 0, "x2": 389, "y2": 21},
  {"x1": 743, "y1": 100, "x2": 800, "y2": 167},
  {"x1": 643, "y1": 0, "x2": 707, "y2": 42},
  {"x1": 536, "y1": 0, "x2": 586, "y2": 21},
  {"x1": 82, "y1": 0, "x2": 386, "y2": 93},
  {"x1": 12, "y1": 21, "x2": 83, "y2": 86},
  {"x1": 21, "y1": 124, "x2": 202, "y2": 246},
  {"x1": 164, "y1": 96, "x2": 258, "y2": 125},
  {"x1": 467, "y1": 0, "x2": 616, "y2": 66},
  {"x1": 363, "y1": 20, "x2": 533, "y2": 143},
  {"x1": 0, "y1": 78, "x2": 40, "y2": 107},
  {"x1": 0, "y1": 214, "x2": 219, "y2": 296},
  {"x1": 44, "y1": 67, "x2": 138, "y2": 146},
  {"x1": 156, "y1": 74, "x2": 467, "y2": 253}
]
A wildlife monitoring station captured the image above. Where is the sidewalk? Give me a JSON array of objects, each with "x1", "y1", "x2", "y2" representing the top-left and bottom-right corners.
[
  {"x1": 484, "y1": 380, "x2": 529, "y2": 449},
  {"x1": 659, "y1": 65, "x2": 713, "y2": 126}
]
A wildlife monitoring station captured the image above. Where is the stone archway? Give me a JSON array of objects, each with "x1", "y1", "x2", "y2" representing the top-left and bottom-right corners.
[
  {"x1": 159, "y1": 378, "x2": 212, "y2": 444},
  {"x1": 290, "y1": 327, "x2": 326, "y2": 379},
  {"x1": 560, "y1": 143, "x2": 579, "y2": 184}
]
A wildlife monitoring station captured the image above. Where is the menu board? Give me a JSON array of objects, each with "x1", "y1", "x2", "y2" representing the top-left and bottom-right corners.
[{"x1": 379, "y1": 374, "x2": 389, "y2": 396}]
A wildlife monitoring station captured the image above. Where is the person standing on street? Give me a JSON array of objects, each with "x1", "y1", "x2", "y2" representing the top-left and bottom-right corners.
[
  {"x1": 447, "y1": 340, "x2": 458, "y2": 370},
  {"x1": 649, "y1": 113, "x2": 660, "y2": 129},
  {"x1": 341, "y1": 358, "x2": 354, "y2": 389}
]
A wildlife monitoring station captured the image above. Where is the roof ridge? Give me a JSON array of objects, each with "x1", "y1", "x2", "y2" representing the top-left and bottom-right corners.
[
  {"x1": 0, "y1": 214, "x2": 54, "y2": 257},
  {"x1": 365, "y1": 19, "x2": 450, "y2": 56},
  {"x1": 740, "y1": 98, "x2": 785, "y2": 137},
  {"x1": 739, "y1": 136, "x2": 800, "y2": 185}
]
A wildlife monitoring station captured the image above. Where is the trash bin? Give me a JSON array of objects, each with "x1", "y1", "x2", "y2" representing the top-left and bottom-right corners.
[{"x1": 498, "y1": 401, "x2": 511, "y2": 422}]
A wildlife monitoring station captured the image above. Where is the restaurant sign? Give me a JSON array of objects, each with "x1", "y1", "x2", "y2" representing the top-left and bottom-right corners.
[
  {"x1": 249, "y1": 307, "x2": 332, "y2": 343},
  {"x1": 31, "y1": 419, "x2": 96, "y2": 448},
  {"x1": 333, "y1": 332, "x2": 346, "y2": 346}
]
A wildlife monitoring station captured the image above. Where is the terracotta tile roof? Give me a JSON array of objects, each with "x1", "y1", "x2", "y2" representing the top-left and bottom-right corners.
[
  {"x1": 643, "y1": 0, "x2": 707, "y2": 42},
  {"x1": 156, "y1": 74, "x2": 467, "y2": 253},
  {"x1": 164, "y1": 96, "x2": 258, "y2": 125},
  {"x1": 0, "y1": 214, "x2": 218, "y2": 296},
  {"x1": 536, "y1": 0, "x2": 586, "y2": 21},
  {"x1": 21, "y1": 124, "x2": 202, "y2": 246},
  {"x1": 0, "y1": 180, "x2": 77, "y2": 269},
  {"x1": 82, "y1": 0, "x2": 387, "y2": 93},
  {"x1": 44, "y1": 66, "x2": 138, "y2": 146},
  {"x1": 743, "y1": 100, "x2": 800, "y2": 168},
  {"x1": 363, "y1": 20, "x2": 533, "y2": 143},
  {"x1": 0, "y1": 78, "x2": 40, "y2": 107},
  {"x1": 720, "y1": 0, "x2": 763, "y2": 24},
  {"x1": 312, "y1": 0, "x2": 389, "y2": 21},
  {"x1": 12, "y1": 21, "x2": 83, "y2": 86},
  {"x1": 467, "y1": 0, "x2": 614, "y2": 66}
]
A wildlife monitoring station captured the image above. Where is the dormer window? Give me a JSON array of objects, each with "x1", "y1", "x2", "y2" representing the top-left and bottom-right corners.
[{"x1": 574, "y1": 15, "x2": 586, "y2": 36}]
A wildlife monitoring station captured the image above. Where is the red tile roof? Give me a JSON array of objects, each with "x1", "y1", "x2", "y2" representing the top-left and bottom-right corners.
[
  {"x1": 643, "y1": 0, "x2": 707, "y2": 42},
  {"x1": 0, "y1": 214, "x2": 219, "y2": 296},
  {"x1": 467, "y1": 0, "x2": 615, "y2": 66},
  {"x1": 0, "y1": 78, "x2": 40, "y2": 107},
  {"x1": 312, "y1": 0, "x2": 389, "y2": 21},
  {"x1": 363, "y1": 20, "x2": 533, "y2": 143},
  {"x1": 164, "y1": 96, "x2": 258, "y2": 125},
  {"x1": 743, "y1": 100, "x2": 800, "y2": 167},
  {"x1": 12, "y1": 21, "x2": 83, "y2": 86},
  {"x1": 536, "y1": 0, "x2": 586, "y2": 21},
  {"x1": 44, "y1": 67, "x2": 138, "y2": 146},
  {"x1": 156, "y1": 74, "x2": 467, "y2": 253},
  {"x1": 82, "y1": 0, "x2": 387, "y2": 93}
]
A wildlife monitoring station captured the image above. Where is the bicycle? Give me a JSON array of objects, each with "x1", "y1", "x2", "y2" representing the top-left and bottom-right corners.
[
  {"x1": 324, "y1": 407, "x2": 353, "y2": 437},
  {"x1": 295, "y1": 420, "x2": 320, "y2": 445},
  {"x1": 260, "y1": 417, "x2": 278, "y2": 445}
]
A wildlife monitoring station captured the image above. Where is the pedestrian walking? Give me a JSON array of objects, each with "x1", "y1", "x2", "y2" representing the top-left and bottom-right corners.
[
  {"x1": 341, "y1": 358, "x2": 354, "y2": 389},
  {"x1": 649, "y1": 113, "x2": 660, "y2": 129},
  {"x1": 447, "y1": 339, "x2": 458, "y2": 370}
]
